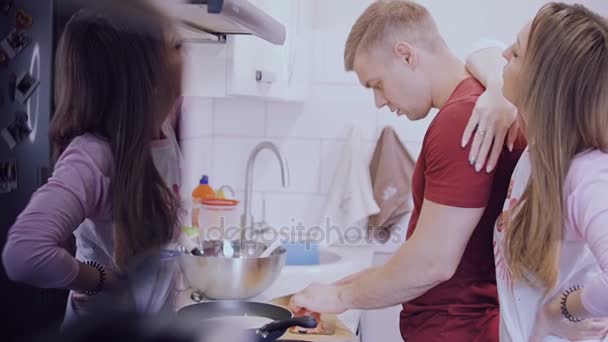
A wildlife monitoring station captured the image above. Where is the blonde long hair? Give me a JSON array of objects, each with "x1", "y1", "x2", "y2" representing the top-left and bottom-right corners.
[{"x1": 506, "y1": 3, "x2": 608, "y2": 290}]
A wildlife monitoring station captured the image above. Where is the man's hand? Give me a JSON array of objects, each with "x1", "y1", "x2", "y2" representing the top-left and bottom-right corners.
[
  {"x1": 461, "y1": 85, "x2": 519, "y2": 173},
  {"x1": 530, "y1": 292, "x2": 608, "y2": 342},
  {"x1": 289, "y1": 283, "x2": 347, "y2": 315}
]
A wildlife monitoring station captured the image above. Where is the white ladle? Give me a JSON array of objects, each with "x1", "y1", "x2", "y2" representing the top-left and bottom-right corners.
[{"x1": 259, "y1": 240, "x2": 282, "y2": 258}]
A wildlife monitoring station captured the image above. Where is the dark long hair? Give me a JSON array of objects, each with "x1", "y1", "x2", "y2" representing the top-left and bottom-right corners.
[{"x1": 51, "y1": 1, "x2": 182, "y2": 269}]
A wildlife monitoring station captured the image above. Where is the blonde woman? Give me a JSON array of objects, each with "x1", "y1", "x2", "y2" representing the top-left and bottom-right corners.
[{"x1": 468, "y1": 3, "x2": 608, "y2": 341}]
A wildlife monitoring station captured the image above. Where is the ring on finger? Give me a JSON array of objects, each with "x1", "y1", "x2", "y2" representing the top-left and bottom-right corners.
[{"x1": 478, "y1": 128, "x2": 487, "y2": 135}]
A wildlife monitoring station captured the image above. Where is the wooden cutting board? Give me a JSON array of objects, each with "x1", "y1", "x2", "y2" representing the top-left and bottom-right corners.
[{"x1": 270, "y1": 295, "x2": 356, "y2": 342}]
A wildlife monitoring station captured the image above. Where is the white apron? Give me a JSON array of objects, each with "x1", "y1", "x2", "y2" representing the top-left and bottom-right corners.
[{"x1": 63, "y1": 122, "x2": 183, "y2": 326}]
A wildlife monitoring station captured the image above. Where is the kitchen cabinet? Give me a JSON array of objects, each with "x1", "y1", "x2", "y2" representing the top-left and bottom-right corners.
[
  {"x1": 182, "y1": 42, "x2": 228, "y2": 98},
  {"x1": 182, "y1": 0, "x2": 313, "y2": 102}
]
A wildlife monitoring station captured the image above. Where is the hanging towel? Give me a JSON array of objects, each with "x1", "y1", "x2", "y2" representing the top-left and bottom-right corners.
[
  {"x1": 323, "y1": 125, "x2": 380, "y2": 245},
  {"x1": 368, "y1": 126, "x2": 416, "y2": 243}
]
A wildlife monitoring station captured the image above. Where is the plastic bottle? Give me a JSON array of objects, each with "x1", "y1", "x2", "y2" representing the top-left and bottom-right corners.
[{"x1": 191, "y1": 175, "x2": 216, "y2": 227}]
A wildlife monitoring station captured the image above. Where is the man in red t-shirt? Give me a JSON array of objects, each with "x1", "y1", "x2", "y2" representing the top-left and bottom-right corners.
[{"x1": 289, "y1": 1, "x2": 525, "y2": 341}]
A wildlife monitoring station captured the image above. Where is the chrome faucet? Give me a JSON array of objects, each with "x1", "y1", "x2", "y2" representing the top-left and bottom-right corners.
[{"x1": 241, "y1": 142, "x2": 289, "y2": 244}]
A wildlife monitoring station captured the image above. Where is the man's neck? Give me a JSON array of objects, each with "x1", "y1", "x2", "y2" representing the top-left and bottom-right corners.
[{"x1": 429, "y1": 51, "x2": 471, "y2": 109}]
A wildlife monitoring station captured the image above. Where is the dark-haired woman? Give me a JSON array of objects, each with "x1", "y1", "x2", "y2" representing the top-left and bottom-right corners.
[{"x1": 2, "y1": 0, "x2": 185, "y2": 324}]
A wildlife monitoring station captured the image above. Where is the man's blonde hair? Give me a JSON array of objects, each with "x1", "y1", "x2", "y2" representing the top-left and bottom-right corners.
[{"x1": 344, "y1": 0, "x2": 442, "y2": 71}]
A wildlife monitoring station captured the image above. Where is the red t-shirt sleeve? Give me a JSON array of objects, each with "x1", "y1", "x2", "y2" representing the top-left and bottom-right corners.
[{"x1": 423, "y1": 100, "x2": 495, "y2": 208}]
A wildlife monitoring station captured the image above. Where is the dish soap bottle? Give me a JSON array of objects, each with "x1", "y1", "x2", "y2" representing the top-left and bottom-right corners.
[{"x1": 191, "y1": 175, "x2": 216, "y2": 228}]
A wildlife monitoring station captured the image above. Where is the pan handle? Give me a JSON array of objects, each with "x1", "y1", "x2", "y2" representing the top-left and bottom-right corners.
[{"x1": 257, "y1": 316, "x2": 317, "y2": 340}]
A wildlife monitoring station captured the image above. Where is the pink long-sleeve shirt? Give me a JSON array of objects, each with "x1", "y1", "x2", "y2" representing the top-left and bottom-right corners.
[
  {"x1": 3, "y1": 134, "x2": 113, "y2": 288},
  {"x1": 3, "y1": 123, "x2": 182, "y2": 289},
  {"x1": 494, "y1": 148, "x2": 608, "y2": 342}
]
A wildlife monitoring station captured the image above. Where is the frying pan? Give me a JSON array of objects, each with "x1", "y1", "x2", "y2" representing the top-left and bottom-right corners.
[{"x1": 177, "y1": 301, "x2": 317, "y2": 342}]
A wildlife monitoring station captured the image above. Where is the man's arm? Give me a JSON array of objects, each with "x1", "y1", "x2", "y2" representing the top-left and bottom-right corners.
[
  {"x1": 338, "y1": 201, "x2": 483, "y2": 310},
  {"x1": 462, "y1": 46, "x2": 519, "y2": 173},
  {"x1": 290, "y1": 201, "x2": 484, "y2": 313},
  {"x1": 332, "y1": 268, "x2": 375, "y2": 286}
]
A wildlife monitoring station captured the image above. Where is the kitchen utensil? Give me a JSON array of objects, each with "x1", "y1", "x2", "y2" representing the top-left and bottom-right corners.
[
  {"x1": 178, "y1": 232, "x2": 203, "y2": 256},
  {"x1": 216, "y1": 184, "x2": 236, "y2": 199},
  {"x1": 178, "y1": 239, "x2": 286, "y2": 300},
  {"x1": 177, "y1": 301, "x2": 317, "y2": 342},
  {"x1": 199, "y1": 199, "x2": 239, "y2": 241},
  {"x1": 190, "y1": 290, "x2": 204, "y2": 303},
  {"x1": 270, "y1": 295, "x2": 356, "y2": 342},
  {"x1": 259, "y1": 239, "x2": 282, "y2": 258}
]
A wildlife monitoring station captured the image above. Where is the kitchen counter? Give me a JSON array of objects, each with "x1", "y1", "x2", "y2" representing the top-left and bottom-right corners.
[{"x1": 174, "y1": 245, "x2": 375, "y2": 338}]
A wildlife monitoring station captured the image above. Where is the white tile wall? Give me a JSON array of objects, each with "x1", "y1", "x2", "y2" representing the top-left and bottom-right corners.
[
  {"x1": 180, "y1": 97, "x2": 213, "y2": 139},
  {"x1": 313, "y1": 0, "x2": 373, "y2": 31},
  {"x1": 255, "y1": 138, "x2": 321, "y2": 193},
  {"x1": 209, "y1": 137, "x2": 322, "y2": 194},
  {"x1": 312, "y1": 29, "x2": 360, "y2": 85},
  {"x1": 264, "y1": 193, "x2": 326, "y2": 230},
  {"x1": 266, "y1": 84, "x2": 377, "y2": 141},
  {"x1": 210, "y1": 136, "x2": 265, "y2": 192},
  {"x1": 213, "y1": 98, "x2": 266, "y2": 137},
  {"x1": 180, "y1": 137, "x2": 213, "y2": 197},
  {"x1": 311, "y1": 0, "x2": 374, "y2": 85}
]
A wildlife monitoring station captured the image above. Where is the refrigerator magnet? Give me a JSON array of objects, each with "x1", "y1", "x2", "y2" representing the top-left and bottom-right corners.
[
  {"x1": 14, "y1": 111, "x2": 32, "y2": 143},
  {"x1": 9, "y1": 160, "x2": 17, "y2": 190},
  {"x1": 0, "y1": 0, "x2": 13, "y2": 16},
  {"x1": 0, "y1": 159, "x2": 18, "y2": 194},
  {"x1": 15, "y1": 72, "x2": 39, "y2": 104},
  {"x1": 0, "y1": 47, "x2": 8, "y2": 67},
  {"x1": 16, "y1": 10, "x2": 33, "y2": 30},
  {"x1": 16, "y1": 10, "x2": 34, "y2": 30},
  {"x1": 1, "y1": 127, "x2": 17, "y2": 149},
  {"x1": 1, "y1": 29, "x2": 31, "y2": 59},
  {"x1": 1, "y1": 111, "x2": 31, "y2": 149},
  {"x1": 8, "y1": 72, "x2": 16, "y2": 102}
]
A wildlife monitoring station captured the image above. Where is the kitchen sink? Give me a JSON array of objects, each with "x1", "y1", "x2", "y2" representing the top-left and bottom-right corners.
[
  {"x1": 283, "y1": 243, "x2": 342, "y2": 266},
  {"x1": 252, "y1": 228, "x2": 343, "y2": 266},
  {"x1": 319, "y1": 249, "x2": 341, "y2": 265}
]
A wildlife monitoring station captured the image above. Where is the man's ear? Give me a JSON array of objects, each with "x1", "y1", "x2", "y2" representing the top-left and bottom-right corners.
[{"x1": 393, "y1": 41, "x2": 416, "y2": 68}]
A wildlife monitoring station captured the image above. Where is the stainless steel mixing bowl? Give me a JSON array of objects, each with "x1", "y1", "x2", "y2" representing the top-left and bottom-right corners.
[{"x1": 178, "y1": 240, "x2": 287, "y2": 300}]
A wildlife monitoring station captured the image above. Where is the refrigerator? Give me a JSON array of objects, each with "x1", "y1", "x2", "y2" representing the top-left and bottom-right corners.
[{"x1": 0, "y1": 1, "x2": 81, "y2": 340}]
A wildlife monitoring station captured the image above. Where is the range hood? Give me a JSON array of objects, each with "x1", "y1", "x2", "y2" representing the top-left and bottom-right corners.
[{"x1": 153, "y1": 0, "x2": 287, "y2": 45}]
